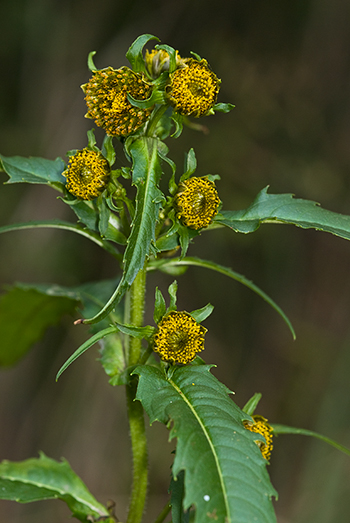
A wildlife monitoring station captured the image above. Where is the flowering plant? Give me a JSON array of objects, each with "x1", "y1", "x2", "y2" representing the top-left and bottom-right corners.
[{"x1": 1, "y1": 34, "x2": 350, "y2": 523}]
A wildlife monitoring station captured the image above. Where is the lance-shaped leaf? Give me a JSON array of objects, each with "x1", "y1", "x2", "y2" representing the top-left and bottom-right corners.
[
  {"x1": 272, "y1": 424, "x2": 350, "y2": 457},
  {"x1": 148, "y1": 256, "x2": 295, "y2": 339},
  {"x1": 0, "y1": 219, "x2": 121, "y2": 259},
  {"x1": 215, "y1": 185, "x2": 350, "y2": 240},
  {"x1": 133, "y1": 365, "x2": 277, "y2": 523},
  {"x1": 0, "y1": 154, "x2": 65, "y2": 190},
  {"x1": 0, "y1": 453, "x2": 109, "y2": 522},
  {"x1": 83, "y1": 137, "x2": 164, "y2": 324}
]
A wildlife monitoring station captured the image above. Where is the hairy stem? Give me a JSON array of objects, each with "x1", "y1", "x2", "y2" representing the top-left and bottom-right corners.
[{"x1": 126, "y1": 266, "x2": 148, "y2": 523}]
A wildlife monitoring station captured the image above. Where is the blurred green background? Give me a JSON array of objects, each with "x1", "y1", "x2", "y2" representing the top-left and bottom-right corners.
[{"x1": 1, "y1": 0, "x2": 350, "y2": 521}]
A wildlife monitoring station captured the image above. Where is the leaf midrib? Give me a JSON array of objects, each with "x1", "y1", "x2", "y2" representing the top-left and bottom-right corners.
[{"x1": 168, "y1": 377, "x2": 231, "y2": 522}]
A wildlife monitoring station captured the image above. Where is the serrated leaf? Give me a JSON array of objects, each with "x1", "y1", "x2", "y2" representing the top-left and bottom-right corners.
[
  {"x1": 82, "y1": 137, "x2": 164, "y2": 324},
  {"x1": 0, "y1": 154, "x2": 65, "y2": 189},
  {"x1": 272, "y1": 424, "x2": 350, "y2": 457},
  {"x1": 148, "y1": 256, "x2": 295, "y2": 339},
  {"x1": 0, "y1": 452, "x2": 109, "y2": 522},
  {"x1": 215, "y1": 186, "x2": 350, "y2": 240},
  {"x1": 133, "y1": 365, "x2": 277, "y2": 523},
  {"x1": 0, "y1": 285, "x2": 79, "y2": 367}
]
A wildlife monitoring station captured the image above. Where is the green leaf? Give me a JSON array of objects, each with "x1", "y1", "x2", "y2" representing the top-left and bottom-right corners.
[
  {"x1": 167, "y1": 280, "x2": 178, "y2": 312},
  {"x1": 115, "y1": 322, "x2": 155, "y2": 340},
  {"x1": 99, "y1": 332, "x2": 126, "y2": 386},
  {"x1": 0, "y1": 285, "x2": 79, "y2": 367},
  {"x1": 82, "y1": 137, "x2": 164, "y2": 324},
  {"x1": 155, "y1": 43, "x2": 178, "y2": 73},
  {"x1": 170, "y1": 471, "x2": 190, "y2": 523},
  {"x1": 87, "y1": 51, "x2": 97, "y2": 72},
  {"x1": 171, "y1": 112, "x2": 184, "y2": 138},
  {"x1": 215, "y1": 186, "x2": 350, "y2": 240},
  {"x1": 56, "y1": 326, "x2": 117, "y2": 380},
  {"x1": 127, "y1": 89, "x2": 165, "y2": 109},
  {"x1": 0, "y1": 452, "x2": 109, "y2": 522},
  {"x1": 126, "y1": 34, "x2": 160, "y2": 73},
  {"x1": 272, "y1": 424, "x2": 350, "y2": 457},
  {"x1": 190, "y1": 303, "x2": 214, "y2": 323},
  {"x1": 0, "y1": 154, "x2": 65, "y2": 189},
  {"x1": 0, "y1": 219, "x2": 121, "y2": 260},
  {"x1": 133, "y1": 365, "x2": 277, "y2": 523},
  {"x1": 148, "y1": 256, "x2": 295, "y2": 339},
  {"x1": 242, "y1": 393, "x2": 262, "y2": 416},
  {"x1": 101, "y1": 135, "x2": 116, "y2": 166},
  {"x1": 180, "y1": 148, "x2": 197, "y2": 182},
  {"x1": 213, "y1": 103, "x2": 235, "y2": 113},
  {"x1": 154, "y1": 287, "x2": 167, "y2": 324}
]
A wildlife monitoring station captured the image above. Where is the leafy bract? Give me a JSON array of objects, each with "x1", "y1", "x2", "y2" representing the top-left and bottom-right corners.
[
  {"x1": 0, "y1": 285, "x2": 79, "y2": 367},
  {"x1": 215, "y1": 186, "x2": 350, "y2": 240},
  {"x1": 133, "y1": 365, "x2": 277, "y2": 523},
  {"x1": 0, "y1": 154, "x2": 65, "y2": 190},
  {"x1": 272, "y1": 424, "x2": 350, "y2": 457},
  {"x1": 0, "y1": 219, "x2": 121, "y2": 259},
  {"x1": 0, "y1": 453, "x2": 109, "y2": 522},
  {"x1": 83, "y1": 137, "x2": 164, "y2": 324},
  {"x1": 148, "y1": 256, "x2": 295, "y2": 339}
]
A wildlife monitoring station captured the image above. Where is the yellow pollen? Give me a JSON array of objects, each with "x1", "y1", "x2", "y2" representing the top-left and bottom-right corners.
[
  {"x1": 166, "y1": 58, "x2": 220, "y2": 117},
  {"x1": 82, "y1": 66, "x2": 153, "y2": 136},
  {"x1": 153, "y1": 311, "x2": 207, "y2": 364},
  {"x1": 243, "y1": 415, "x2": 274, "y2": 461},
  {"x1": 175, "y1": 177, "x2": 220, "y2": 230},
  {"x1": 63, "y1": 149, "x2": 110, "y2": 200}
]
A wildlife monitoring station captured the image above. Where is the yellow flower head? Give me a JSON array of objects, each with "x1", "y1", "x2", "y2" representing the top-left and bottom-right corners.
[
  {"x1": 63, "y1": 148, "x2": 110, "y2": 200},
  {"x1": 166, "y1": 58, "x2": 220, "y2": 117},
  {"x1": 175, "y1": 177, "x2": 220, "y2": 230},
  {"x1": 243, "y1": 415, "x2": 274, "y2": 461},
  {"x1": 145, "y1": 48, "x2": 183, "y2": 78},
  {"x1": 153, "y1": 311, "x2": 207, "y2": 364},
  {"x1": 82, "y1": 66, "x2": 153, "y2": 136}
]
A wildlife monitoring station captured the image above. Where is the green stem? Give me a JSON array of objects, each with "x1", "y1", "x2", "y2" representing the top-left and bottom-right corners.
[
  {"x1": 126, "y1": 266, "x2": 148, "y2": 523},
  {"x1": 153, "y1": 501, "x2": 171, "y2": 523},
  {"x1": 146, "y1": 105, "x2": 168, "y2": 137}
]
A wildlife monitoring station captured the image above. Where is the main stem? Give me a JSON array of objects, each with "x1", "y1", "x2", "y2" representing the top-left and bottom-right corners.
[{"x1": 126, "y1": 266, "x2": 148, "y2": 523}]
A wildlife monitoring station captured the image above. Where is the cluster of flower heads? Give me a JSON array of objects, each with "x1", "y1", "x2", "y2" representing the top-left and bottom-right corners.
[
  {"x1": 83, "y1": 47, "x2": 220, "y2": 138},
  {"x1": 153, "y1": 311, "x2": 207, "y2": 364},
  {"x1": 243, "y1": 415, "x2": 274, "y2": 461}
]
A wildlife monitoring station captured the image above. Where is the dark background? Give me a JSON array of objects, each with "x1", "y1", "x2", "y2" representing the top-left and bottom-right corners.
[{"x1": 1, "y1": 0, "x2": 350, "y2": 521}]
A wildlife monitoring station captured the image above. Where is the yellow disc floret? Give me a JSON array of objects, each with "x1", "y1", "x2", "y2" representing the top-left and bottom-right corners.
[
  {"x1": 243, "y1": 415, "x2": 274, "y2": 461},
  {"x1": 166, "y1": 58, "x2": 220, "y2": 117},
  {"x1": 82, "y1": 66, "x2": 153, "y2": 136},
  {"x1": 63, "y1": 148, "x2": 110, "y2": 200},
  {"x1": 175, "y1": 177, "x2": 220, "y2": 230},
  {"x1": 153, "y1": 311, "x2": 207, "y2": 364}
]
